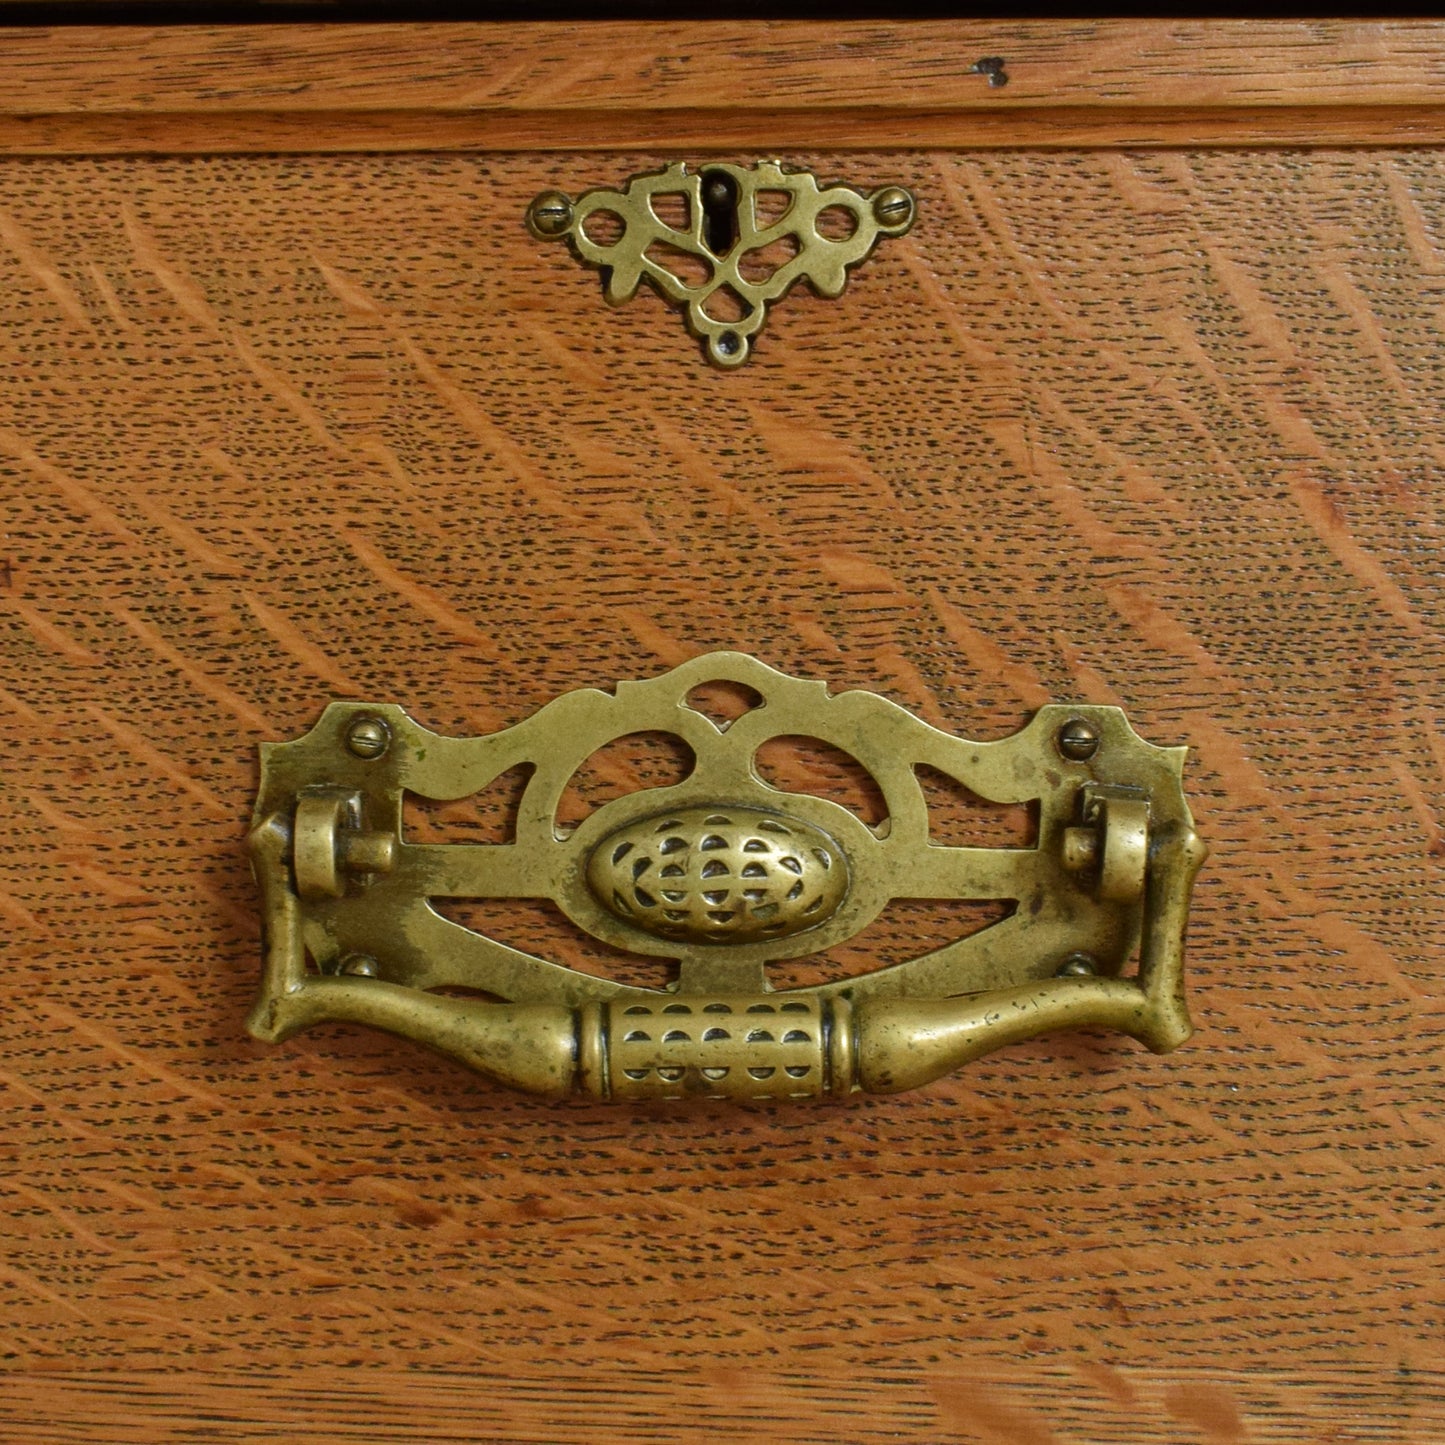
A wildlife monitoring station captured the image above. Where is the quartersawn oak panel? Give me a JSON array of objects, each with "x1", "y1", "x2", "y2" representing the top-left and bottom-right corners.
[
  {"x1": 1, "y1": 147, "x2": 1442, "y2": 1436},
  {"x1": 3, "y1": 1365, "x2": 1442, "y2": 1443}
]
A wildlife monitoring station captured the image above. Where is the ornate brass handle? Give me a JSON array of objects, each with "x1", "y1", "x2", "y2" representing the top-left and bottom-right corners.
[{"x1": 246, "y1": 653, "x2": 1207, "y2": 1101}]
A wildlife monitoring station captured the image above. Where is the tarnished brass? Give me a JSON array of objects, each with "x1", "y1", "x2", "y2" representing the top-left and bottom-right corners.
[
  {"x1": 247, "y1": 652, "x2": 1207, "y2": 1101},
  {"x1": 526, "y1": 161, "x2": 916, "y2": 367},
  {"x1": 586, "y1": 805, "x2": 849, "y2": 945}
]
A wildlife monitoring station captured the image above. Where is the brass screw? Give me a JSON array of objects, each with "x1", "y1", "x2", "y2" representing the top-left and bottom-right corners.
[
  {"x1": 1056, "y1": 953, "x2": 1098, "y2": 978},
  {"x1": 528, "y1": 190, "x2": 575, "y2": 238},
  {"x1": 338, "y1": 955, "x2": 379, "y2": 978},
  {"x1": 346, "y1": 716, "x2": 390, "y2": 760},
  {"x1": 1057, "y1": 718, "x2": 1100, "y2": 761},
  {"x1": 872, "y1": 187, "x2": 914, "y2": 227}
]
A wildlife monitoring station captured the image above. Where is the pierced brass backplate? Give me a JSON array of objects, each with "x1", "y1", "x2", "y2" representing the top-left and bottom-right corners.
[
  {"x1": 247, "y1": 653, "x2": 1208, "y2": 1102},
  {"x1": 526, "y1": 161, "x2": 916, "y2": 367}
]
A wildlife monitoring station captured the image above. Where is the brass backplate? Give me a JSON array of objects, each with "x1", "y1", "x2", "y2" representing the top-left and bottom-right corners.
[
  {"x1": 526, "y1": 161, "x2": 916, "y2": 367},
  {"x1": 247, "y1": 652, "x2": 1207, "y2": 1101}
]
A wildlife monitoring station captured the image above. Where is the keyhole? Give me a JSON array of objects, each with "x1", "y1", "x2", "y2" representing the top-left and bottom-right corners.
[{"x1": 701, "y1": 170, "x2": 739, "y2": 257}]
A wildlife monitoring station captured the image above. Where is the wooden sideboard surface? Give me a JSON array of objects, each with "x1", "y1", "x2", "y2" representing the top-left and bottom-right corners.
[{"x1": 2, "y1": 21, "x2": 1443, "y2": 1442}]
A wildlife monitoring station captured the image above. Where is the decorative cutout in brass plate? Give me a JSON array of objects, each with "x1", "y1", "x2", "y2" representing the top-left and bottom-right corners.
[
  {"x1": 526, "y1": 161, "x2": 916, "y2": 367},
  {"x1": 247, "y1": 653, "x2": 1207, "y2": 1101}
]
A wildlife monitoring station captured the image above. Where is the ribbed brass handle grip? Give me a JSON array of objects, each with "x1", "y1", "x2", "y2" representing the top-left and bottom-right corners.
[{"x1": 246, "y1": 653, "x2": 1207, "y2": 1102}]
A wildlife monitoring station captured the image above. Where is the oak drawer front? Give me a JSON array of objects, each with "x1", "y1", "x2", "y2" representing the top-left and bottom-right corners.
[{"x1": 3, "y1": 22, "x2": 1443, "y2": 1442}]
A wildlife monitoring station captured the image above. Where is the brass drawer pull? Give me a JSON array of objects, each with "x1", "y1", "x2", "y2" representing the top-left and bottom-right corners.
[
  {"x1": 246, "y1": 653, "x2": 1207, "y2": 1101},
  {"x1": 526, "y1": 161, "x2": 915, "y2": 367}
]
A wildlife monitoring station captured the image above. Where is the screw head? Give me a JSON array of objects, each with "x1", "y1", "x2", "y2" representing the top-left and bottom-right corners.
[
  {"x1": 1056, "y1": 953, "x2": 1098, "y2": 978},
  {"x1": 872, "y1": 187, "x2": 914, "y2": 227},
  {"x1": 527, "y1": 190, "x2": 575, "y2": 238},
  {"x1": 338, "y1": 954, "x2": 379, "y2": 978},
  {"x1": 346, "y1": 716, "x2": 390, "y2": 760},
  {"x1": 1057, "y1": 718, "x2": 1100, "y2": 761}
]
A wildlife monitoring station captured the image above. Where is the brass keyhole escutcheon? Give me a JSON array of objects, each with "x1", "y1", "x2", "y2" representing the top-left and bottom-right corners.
[{"x1": 526, "y1": 161, "x2": 917, "y2": 367}]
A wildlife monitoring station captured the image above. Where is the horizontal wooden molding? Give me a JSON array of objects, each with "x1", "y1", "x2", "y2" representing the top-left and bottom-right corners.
[
  {"x1": 4, "y1": 105, "x2": 1445, "y2": 156},
  {"x1": 0, "y1": 21, "x2": 1443, "y2": 153}
]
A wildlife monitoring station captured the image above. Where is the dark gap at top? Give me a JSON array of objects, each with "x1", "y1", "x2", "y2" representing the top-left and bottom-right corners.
[{"x1": 0, "y1": 1, "x2": 1432, "y2": 24}]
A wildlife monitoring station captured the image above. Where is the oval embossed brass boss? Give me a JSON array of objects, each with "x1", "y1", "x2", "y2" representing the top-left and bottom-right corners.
[{"x1": 586, "y1": 806, "x2": 849, "y2": 944}]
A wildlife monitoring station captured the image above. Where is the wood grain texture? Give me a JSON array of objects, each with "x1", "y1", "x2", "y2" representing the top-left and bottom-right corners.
[
  {"x1": 5, "y1": 21, "x2": 1445, "y2": 112},
  {"x1": 15, "y1": 104, "x2": 1445, "y2": 157},
  {"x1": 1, "y1": 136, "x2": 1444, "y2": 1444},
  {"x1": 3, "y1": 1366, "x2": 1443, "y2": 1443},
  {"x1": 1, "y1": 22, "x2": 1445, "y2": 153}
]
